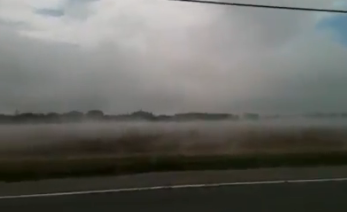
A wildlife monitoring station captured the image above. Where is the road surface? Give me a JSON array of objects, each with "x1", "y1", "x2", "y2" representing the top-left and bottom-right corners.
[
  {"x1": 1, "y1": 166, "x2": 347, "y2": 211},
  {"x1": 1, "y1": 180, "x2": 347, "y2": 211}
]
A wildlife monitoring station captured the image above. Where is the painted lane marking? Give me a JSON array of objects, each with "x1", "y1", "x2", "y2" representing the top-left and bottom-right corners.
[{"x1": 1, "y1": 177, "x2": 347, "y2": 200}]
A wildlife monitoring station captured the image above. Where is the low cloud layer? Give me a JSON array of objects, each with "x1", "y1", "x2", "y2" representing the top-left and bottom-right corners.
[{"x1": 0, "y1": 0, "x2": 347, "y2": 114}]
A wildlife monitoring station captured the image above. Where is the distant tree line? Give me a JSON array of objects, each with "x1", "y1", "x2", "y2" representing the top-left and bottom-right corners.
[
  {"x1": 0, "y1": 110, "x2": 261, "y2": 124},
  {"x1": 1, "y1": 110, "x2": 346, "y2": 124}
]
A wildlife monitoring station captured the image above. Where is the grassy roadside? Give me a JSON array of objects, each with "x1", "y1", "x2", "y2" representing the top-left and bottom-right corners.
[{"x1": 2, "y1": 152, "x2": 347, "y2": 182}]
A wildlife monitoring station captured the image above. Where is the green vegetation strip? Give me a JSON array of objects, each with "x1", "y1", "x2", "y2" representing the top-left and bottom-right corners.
[{"x1": 1, "y1": 152, "x2": 347, "y2": 182}]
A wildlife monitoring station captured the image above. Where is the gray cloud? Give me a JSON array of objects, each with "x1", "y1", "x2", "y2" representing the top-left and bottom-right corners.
[
  {"x1": 0, "y1": 0, "x2": 347, "y2": 114},
  {"x1": 35, "y1": 8, "x2": 65, "y2": 17}
]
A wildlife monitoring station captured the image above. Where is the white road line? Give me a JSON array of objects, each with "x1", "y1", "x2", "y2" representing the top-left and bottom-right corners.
[{"x1": 0, "y1": 177, "x2": 347, "y2": 200}]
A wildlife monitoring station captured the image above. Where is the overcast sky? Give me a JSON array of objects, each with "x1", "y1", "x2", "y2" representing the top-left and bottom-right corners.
[{"x1": 0, "y1": 0, "x2": 347, "y2": 115}]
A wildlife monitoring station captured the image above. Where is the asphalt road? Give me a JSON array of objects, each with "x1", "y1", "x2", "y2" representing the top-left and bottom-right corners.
[
  {"x1": 1, "y1": 167, "x2": 347, "y2": 211},
  {"x1": 2, "y1": 166, "x2": 347, "y2": 196},
  {"x1": 1, "y1": 180, "x2": 347, "y2": 212}
]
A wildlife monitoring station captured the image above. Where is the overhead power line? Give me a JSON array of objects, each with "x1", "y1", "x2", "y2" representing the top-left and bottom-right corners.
[{"x1": 170, "y1": 0, "x2": 347, "y2": 14}]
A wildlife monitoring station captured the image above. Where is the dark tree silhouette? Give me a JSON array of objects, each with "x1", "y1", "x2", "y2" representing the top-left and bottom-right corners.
[{"x1": 86, "y1": 110, "x2": 104, "y2": 119}]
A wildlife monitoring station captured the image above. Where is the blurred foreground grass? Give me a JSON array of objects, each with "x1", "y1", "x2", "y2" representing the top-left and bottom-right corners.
[{"x1": 2, "y1": 152, "x2": 347, "y2": 182}]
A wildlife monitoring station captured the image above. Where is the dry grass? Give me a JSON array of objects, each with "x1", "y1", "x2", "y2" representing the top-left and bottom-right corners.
[
  {"x1": 1, "y1": 152, "x2": 347, "y2": 182},
  {"x1": 0, "y1": 121, "x2": 347, "y2": 181},
  {"x1": 0, "y1": 122, "x2": 346, "y2": 157}
]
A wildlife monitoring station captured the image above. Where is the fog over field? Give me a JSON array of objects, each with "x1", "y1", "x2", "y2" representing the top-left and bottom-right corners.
[{"x1": 1, "y1": 119, "x2": 347, "y2": 158}]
